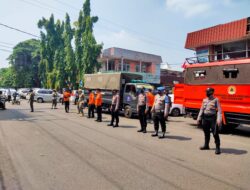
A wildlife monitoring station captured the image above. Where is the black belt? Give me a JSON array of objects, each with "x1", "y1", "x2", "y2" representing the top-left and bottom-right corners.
[
  {"x1": 204, "y1": 114, "x2": 216, "y2": 118},
  {"x1": 155, "y1": 110, "x2": 164, "y2": 113}
]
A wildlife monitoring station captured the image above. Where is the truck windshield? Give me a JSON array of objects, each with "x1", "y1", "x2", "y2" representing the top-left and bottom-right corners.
[{"x1": 136, "y1": 84, "x2": 154, "y2": 90}]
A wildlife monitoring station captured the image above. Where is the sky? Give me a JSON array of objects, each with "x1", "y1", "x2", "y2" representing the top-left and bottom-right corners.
[{"x1": 0, "y1": 0, "x2": 249, "y2": 71}]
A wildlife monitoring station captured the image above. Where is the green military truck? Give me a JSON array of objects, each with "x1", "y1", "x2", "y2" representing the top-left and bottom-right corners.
[{"x1": 84, "y1": 72, "x2": 154, "y2": 118}]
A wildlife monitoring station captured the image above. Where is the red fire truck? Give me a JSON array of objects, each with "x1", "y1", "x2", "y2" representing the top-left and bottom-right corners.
[
  {"x1": 174, "y1": 17, "x2": 250, "y2": 129},
  {"x1": 174, "y1": 58, "x2": 250, "y2": 128}
]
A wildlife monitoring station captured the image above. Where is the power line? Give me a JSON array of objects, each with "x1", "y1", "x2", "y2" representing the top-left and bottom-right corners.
[
  {"x1": 0, "y1": 41, "x2": 15, "y2": 46},
  {"x1": 0, "y1": 48, "x2": 12, "y2": 53},
  {"x1": 19, "y1": 0, "x2": 65, "y2": 16},
  {"x1": 51, "y1": 0, "x2": 184, "y2": 49},
  {"x1": 0, "y1": 22, "x2": 40, "y2": 38},
  {"x1": 0, "y1": 44, "x2": 13, "y2": 49},
  {"x1": 21, "y1": 0, "x2": 184, "y2": 51}
]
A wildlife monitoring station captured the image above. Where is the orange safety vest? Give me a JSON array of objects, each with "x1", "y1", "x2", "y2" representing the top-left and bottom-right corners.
[
  {"x1": 95, "y1": 92, "x2": 102, "y2": 107},
  {"x1": 63, "y1": 92, "x2": 71, "y2": 102},
  {"x1": 146, "y1": 92, "x2": 155, "y2": 107},
  {"x1": 88, "y1": 92, "x2": 95, "y2": 105}
]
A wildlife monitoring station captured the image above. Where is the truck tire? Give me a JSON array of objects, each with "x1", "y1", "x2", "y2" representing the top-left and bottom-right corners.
[
  {"x1": 171, "y1": 108, "x2": 181, "y2": 117},
  {"x1": 124, "y1": 105, "x2": 132, "y2": 118}
]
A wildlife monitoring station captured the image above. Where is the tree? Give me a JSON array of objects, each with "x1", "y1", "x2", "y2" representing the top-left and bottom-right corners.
[
  {"x1": 63, "y1": 13, "x2": 76, "y2": 84},
  {"x1": 0, "y1": 67, "x2": 15, "y2": 87},
  {"x1": 8, "y1": 39, "x2": 41, "y2": 88},
  {"x1": 74, "y1": 10, "x2": 84, "y2": 80},
  {"x1": 81, "y1": 0, "x2": 102, "y2": 75},
  {"x1": 82, "y1": 16, "x2": 102, "y2": 74},
  {"x1": 38, "y1": 14, "x2": 65, "y2": 88}
]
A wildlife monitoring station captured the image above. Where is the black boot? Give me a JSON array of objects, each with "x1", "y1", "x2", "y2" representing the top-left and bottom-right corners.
[
  {"x1": 215, "y1": 144, "x2": 221, "y2": 155},
  {"x1": 200, "y1": 138, "x2": 210, "y2": 150},
  {"x1": 151, "y1": 132, "x2": 158, "y2": 137},
  {"x1": 159, "y1": 132, "x2": 165, "y2": 139},
  {"x1": 107, "y1": 123, "x2": 113, "y2": 126},
  {"x1": 137, "y1": 129, "x2": 143, "y2": 132}
]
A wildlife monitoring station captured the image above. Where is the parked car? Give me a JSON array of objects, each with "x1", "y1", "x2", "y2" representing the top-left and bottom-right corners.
[
  {"x1": 17, "y1": 88, "x2": 30, "y2": 99},
  {"x1": 169, "y1": 94, "x2": 185, "y2": 117},
  {"x1": 32, "y1": 89, "x2": 62, "y2": 103}
]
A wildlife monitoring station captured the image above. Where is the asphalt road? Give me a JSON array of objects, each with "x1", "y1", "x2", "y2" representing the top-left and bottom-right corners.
[{"x1": 0, "y1": 101, "x2": 250, "y2": 190}]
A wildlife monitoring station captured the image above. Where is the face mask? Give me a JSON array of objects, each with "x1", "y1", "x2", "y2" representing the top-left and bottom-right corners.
[{"x1": 206, "y1": 92, "x2": 213, "y2": 97}]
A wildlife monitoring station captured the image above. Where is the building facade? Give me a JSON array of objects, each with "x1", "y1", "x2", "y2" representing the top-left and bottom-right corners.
[
  {"x1": 160, "y1": 69, "x2": 184, "y2": 87},
  {"x1": 185, "y1": 17, "x2": 250, "y2": 63},
  {"x1": 99, "y1": 47, "x2": 162, "y2": 84}
]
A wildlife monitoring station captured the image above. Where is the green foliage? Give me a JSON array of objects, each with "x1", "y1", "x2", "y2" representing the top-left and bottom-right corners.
[
  {"x1": 0, "y1": 0, "x2": 104, "y2": 90},
  {"x1": 38, "y1": 14, "x2": 65, "y2": 88},
  {"x1": 0, "y1": 67, "x2": 15, "y2": 87},
  {"x1": 7, "y1": 39, "x2": 41, "y2": 88}
]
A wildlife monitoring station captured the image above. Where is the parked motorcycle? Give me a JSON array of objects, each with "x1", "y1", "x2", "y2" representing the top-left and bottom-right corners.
[
  {"x1": 0, "y1": 96, "x2": 6, "y2": 110},
  {"x1": 12, "y1": 93, "x2": 21, "y2": 105}
]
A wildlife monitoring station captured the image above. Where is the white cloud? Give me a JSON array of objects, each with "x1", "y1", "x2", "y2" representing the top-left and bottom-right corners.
[{"x1": 166, "y1": 0, "x2": 212, "y2": 18}]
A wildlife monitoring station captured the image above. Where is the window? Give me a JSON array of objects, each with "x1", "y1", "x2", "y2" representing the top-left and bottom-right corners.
[
  {"x1": 223, "y1": 41, "x2": 246, "y2": 59},
  {"x1": 108, "y1": 60, "x2": 115, "y2": 71},
  {"x1": 223, "y1": 68, "x2": 239, "y2": 79},
  {"x1": 135, "y1": 65, "x2": 140, "y2": 72},
  {"x1": 248, "y1": 40, "x2": 250, "y2": 58},
  {"x1": 193, "y1": 70, "x2": 206, "y2": 79},
  {"x1": 125, "y1": 84, "x2": 136, "y2": 96},
  {"x1": 142, "y1": 65, "x2": 146, "y2": 73},
  {"x1": 47, "y1": 90, "x2": 53, "y2": 94},
  {"x1": 214, "y1": 45, "x2": 223, "y2": 61},
  {"x1": 123, "y1": 63, "x2": 130, "y2": 72}
]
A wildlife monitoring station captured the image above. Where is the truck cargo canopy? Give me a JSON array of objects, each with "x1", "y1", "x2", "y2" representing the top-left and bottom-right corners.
[{"x1": 84, "y1": 72, "x2": 142, "y2": 90}]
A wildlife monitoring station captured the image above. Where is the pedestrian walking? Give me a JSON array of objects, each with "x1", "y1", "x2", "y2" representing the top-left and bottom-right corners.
[
  {"x1": 146, "y1": 88, "x2": 155, "y2": 123},
  {"x1": 63, "y1": 89, "x2": 71, "y2": 113},
  {"x1": 7, "y1": 89, "x2": 11, "y2": 102},
  {"x1": 151, "y1": 88, "x2": 170, "y2": 138},
  {"x1": 28, "y1": 89, "x2": 35, "y2": 112},
  {"x1": 197, "y1": 88, "x2": 222, "y2": 155},
  {"x1": 88, "y1": 89, "x2": 95, "y2": 118},
  {"x1": 95, "y1": 89, "x2": 102, "y2": 122},
  {"x1": 107, "y1": 89, "x2": 120, "y2": 127},
  {"x1": 51, "y1": 89, "x2": 58, "y2": 109},
  {"x1": 74, "y1": 90, "x2": 79, "y2": 105},
  {"x1": 137, "y1": 88, "x2": 147, "y2": 133}
]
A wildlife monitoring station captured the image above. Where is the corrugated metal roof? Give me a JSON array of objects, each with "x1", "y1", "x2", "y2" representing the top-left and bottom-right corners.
[{"x1": 185, "y1": 18, "x2": 248, "y2": 49}]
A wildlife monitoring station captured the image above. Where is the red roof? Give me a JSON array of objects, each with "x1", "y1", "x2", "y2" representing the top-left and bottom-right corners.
[{"x1": 185, "y1": 18, "x2": 248, "y2": 49}]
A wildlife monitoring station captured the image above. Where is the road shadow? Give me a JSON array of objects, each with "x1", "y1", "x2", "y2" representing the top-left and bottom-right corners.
[
  {"x1": 211, "y1": 148, "x2": 248, "y2": 155},
  {"x1": 167, "y1": 119, "x2": 185, "y2": 123},
  {"x1": 164, "y1": 135, "x2": 192, "y2": 141},
  {"x1": 0, "y1": 109, "x2": 31, "y2": 121},
  {"x1": 119, "y1": 125, "x2": 137, "y2": 128}
]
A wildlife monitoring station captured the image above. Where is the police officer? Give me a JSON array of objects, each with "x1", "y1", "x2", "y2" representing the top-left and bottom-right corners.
[
  {"x1": 108, "y1": 89, "x2": 120, "y2": 127},
  {"x1": 151, "y1": 88, "x2": 170, "y2": 138},
  {"x1": 197, "y1": 88, "x2": 222, "y2": 155},
  {"x1": 137, "y1": 88, "x2": 147, "y2": 133},
  {"x1": 77, "y1": 89, "x2": 85, "y2": 116},
  {"x1": 88, "y1": 89, "x2": 95, "y2": 118},
  {"x1": 29, "y1": 89, "x2": 35, "y2": 112},
  {"x1": 95, "y1": 89, "x2": 102, "y2": 122},
  {"x1": 51, "y1": 89, "x2": 58, "y2": 109}
]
